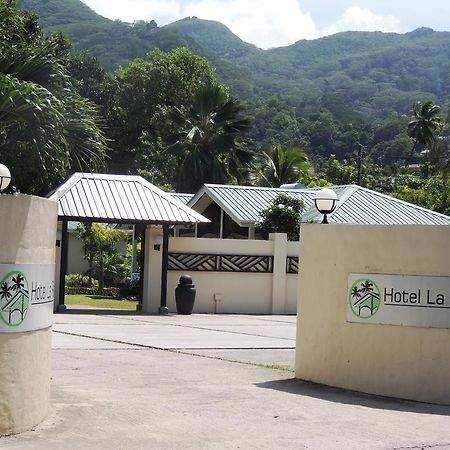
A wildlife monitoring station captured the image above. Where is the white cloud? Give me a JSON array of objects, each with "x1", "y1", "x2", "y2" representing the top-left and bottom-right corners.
[
  {"x1": 82, "y1": 0, "x2": 182, "y2": 24},
  {"x1": 181, "y1": 0, "x2": 319, "y2": 48},
  {"x1": 322, "y1": 6, "x2": 401, "y2": 36},
  {"x1": 80, "y1": 1, "x2": 408, "y2": 48},
  {"x1": 82, "y1": 0, "x2": 319, "y2": 48}
]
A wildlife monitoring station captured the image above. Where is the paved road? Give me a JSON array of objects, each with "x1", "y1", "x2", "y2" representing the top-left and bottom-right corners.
[{"x1": 2, "y1": 312, "x2": 450, "y2": 449}]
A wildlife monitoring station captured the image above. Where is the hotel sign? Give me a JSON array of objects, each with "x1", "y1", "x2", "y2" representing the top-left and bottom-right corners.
[
  {"x1": 0, "y1": 264, "x2": 54, "y2": 333},
  {"x1": 347, "y1": 273, "x2": 450, "y2": 329}
]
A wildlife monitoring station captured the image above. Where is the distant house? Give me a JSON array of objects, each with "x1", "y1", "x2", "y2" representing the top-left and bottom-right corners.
[{"x1": 176, "y1": 183, "x2": 450, "y2": 239}]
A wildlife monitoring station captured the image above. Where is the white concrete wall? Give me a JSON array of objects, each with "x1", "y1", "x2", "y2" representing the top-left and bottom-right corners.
[
  {"x1": 67, "y1": 231, "x2": 128, "y2": 275},
  {"x1": 0, "y1": 194, "x2": 57, "y2": 435},
  {"x1": 142, "y1": 230, "x2": 298, "y2": 314},
  {"x1": 68, "y1": 232, "x2": 87, "y2": 274},
  {"x1": 295, "y1": 224, "x2": 450, "y2": 405}
]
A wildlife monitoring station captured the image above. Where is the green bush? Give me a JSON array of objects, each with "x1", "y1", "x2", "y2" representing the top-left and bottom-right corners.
[
  {"x1": 103, "y1": 251, "x2": 128, "y2": 287},
  {"x1": 65, "y1": 274, "x2": 99, "y2": 288},
  {"x1": 257, "y1": 193, "x2": 304, "y2": 241}
]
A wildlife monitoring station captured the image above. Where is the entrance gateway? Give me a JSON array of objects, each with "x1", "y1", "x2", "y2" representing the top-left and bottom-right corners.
[
  {"x1": 0, "y1": 264, "x2": 53, "y2": 331},
  {"x1": 48, "y1": 173, "x2": 209, "y2": 312}
]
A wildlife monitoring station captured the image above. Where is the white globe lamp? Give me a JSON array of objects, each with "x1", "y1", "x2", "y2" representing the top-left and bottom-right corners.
[
  {"x1": 0, "y1": 164, "x2": 11, "y2": 193},
  {"x1": 314, "y1": 188, "x2": 338, "y2": 224}
]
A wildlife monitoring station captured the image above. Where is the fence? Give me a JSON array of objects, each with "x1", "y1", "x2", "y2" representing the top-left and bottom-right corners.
[{"x1": 143, "y1": 231, "x2": 299, "y2": 314}]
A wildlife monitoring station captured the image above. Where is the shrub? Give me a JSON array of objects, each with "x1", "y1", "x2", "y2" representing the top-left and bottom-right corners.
[
  {"x1": 103, "y1": 251, "x2": 128, "y2": 286},
  {"x1": 65, "y1": 274, "x2": 99, "y2": 289},
  {"x1": 257, "y1": 193, "x2": 304, "y2": 241}
]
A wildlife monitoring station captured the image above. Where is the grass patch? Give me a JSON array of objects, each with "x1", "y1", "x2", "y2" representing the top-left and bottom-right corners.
[
  {"x1": 173, "y1": 350, "x2": 295, "y2": 372},
  {"x1": 65, "y1": 294, "x2": 138, "y2": 310}
]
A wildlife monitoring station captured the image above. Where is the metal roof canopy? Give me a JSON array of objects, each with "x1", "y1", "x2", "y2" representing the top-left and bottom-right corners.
[
  {"x1": 48, "y1": 173, "x2": 208, "y2": 315},
  {"x1": 48, "y1": 172, "x2": 209, "y2": 225},
  {"x1": 187, "y1": 183, "x2": 450, "y2": 226}
]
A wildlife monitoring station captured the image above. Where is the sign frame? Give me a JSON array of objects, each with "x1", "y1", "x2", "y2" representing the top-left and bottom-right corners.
[
  {"x1": 347, "y1": 273, "x2": 450, "y2": 329},
  {"x1": 0, "y1": 263, "x2": 54, "y2": 333}
]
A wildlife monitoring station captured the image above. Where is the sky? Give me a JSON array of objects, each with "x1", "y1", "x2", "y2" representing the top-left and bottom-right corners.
[{"x1": 80, "y1": 0, "x2": 450, "y2": 49}]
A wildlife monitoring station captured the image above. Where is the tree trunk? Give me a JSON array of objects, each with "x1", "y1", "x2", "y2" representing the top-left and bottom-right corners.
[
  {"x1": 99, "y1": 251, "x2": 104, "y2": 294},
  {"x1": 86, "y1": 223, "x2": 94, "y2": 287}
]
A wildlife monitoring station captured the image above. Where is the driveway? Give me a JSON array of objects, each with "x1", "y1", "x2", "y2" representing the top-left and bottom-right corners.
[{"x1": 2, "y1": 312, "x2": 450, "y2": 449}]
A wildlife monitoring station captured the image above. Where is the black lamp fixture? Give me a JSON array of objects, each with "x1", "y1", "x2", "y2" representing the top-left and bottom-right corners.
[
  {"x1": 0, "y1": 164, "x2": 11, "y2": 193},
  {"x1": 314, "y1": 188, "x2": 338, "y2": 224},
  {"x1": 153, "y1": 234, "x2": 163, "y2": 251}
]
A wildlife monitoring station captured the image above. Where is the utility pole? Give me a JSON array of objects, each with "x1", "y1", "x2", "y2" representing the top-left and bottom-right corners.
[{"x1": 356, "y1": 143, "x2": 363, "y2": 186}]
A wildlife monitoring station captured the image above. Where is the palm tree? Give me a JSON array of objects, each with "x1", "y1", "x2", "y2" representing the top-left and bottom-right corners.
[
  {"x1": 351, "y1": 286, "x2": 360, "y2": 300},
  {"x1": 0, "y1": 3, "x2": 107, "y2": 194},
  {"x1": 407, "y1": 101, "x2": 443, "y2": 155},
  {"x1": 11, "y1": 273, "x2": 24, "y2": 292},
  {"x1": 168, "y1": 83, "x2": 253, "y2": 192},
  {"x1": 0, "y1": 282, "x2": 11, "y2": 301},
  {"x1": 76, "y1": 223, "x2": 127, "y2": 293},
  {"x1": 360, "y1": 280, "x2": 374, "y2": 294},
  {"x1": 259, "y1": 145, "x2": 311, "y2": 187}
]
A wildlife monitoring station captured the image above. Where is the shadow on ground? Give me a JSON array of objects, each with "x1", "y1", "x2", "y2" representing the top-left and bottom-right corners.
[
  {"x1": 256, "y1": 378, "x2": 450, "y2": 415},
  {"x1": 56, "y1": 309, "x2": 153, "y2": 316}
]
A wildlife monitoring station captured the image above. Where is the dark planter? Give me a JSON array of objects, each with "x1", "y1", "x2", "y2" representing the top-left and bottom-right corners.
[{"x1": 175, "y1": 275, "x2": 196, "y2": 315}]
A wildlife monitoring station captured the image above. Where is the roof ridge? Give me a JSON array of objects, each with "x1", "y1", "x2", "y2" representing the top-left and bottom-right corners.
[
  {"x1": 332, "y1": 185, "x2": 359, "y2": 214},
  {"x1": 355, "y1": 185, "x2": 450, "y2": 219},
  {"x1": 48, "y1": 172, "x2": 209, "y2": 224},
  {"x1": 205, "y1": 183, "x2": 289, "y2": 192},
  {"x1": 47, "y1": 172, "x2": 83, "y2": 201}
]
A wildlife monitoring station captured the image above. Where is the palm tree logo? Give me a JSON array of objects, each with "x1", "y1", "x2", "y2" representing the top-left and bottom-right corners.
[
  {"x1": 349, "y1": 278, "x2": 381, "y2": 319},
  {"x1": 0, "y1": 271, "x2": 30, "y2": 327}
]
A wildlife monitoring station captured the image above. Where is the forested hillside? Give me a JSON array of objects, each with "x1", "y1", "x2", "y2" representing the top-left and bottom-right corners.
[
  {"x1": 17, "y1": 0, "x2": 255, "y2": 98},
  {"x1": 9, "y1": 0, "x2": 450, "y2": 215},
  {"x1": 18, "y1": 0, "x2": 450, "y2": 117},
  {"x1": 166, "y1": 16, "x2": 262, "y2": 60},
  {"x1": 17, "y1": 0, "x2": 204, "y2": 70}
]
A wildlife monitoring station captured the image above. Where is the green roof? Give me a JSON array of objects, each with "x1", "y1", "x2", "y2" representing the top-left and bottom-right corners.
[{"x1": 187, "y1": 184, "x2": 450, "y2": 226}]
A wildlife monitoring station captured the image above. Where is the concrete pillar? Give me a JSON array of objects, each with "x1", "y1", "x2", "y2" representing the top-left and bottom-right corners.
[
  {"x1": 295, "y1": 224, "x2": 450, "y2": 405},
  {"x1": 142, "y1": 225, "x2": 163, "y2": 313},
  {"x1": 270, "y1": 233, "x2": 287, "y2": 314},
  {"x1": 0, "y1": 194, "x2": 57, "y2": 435}
]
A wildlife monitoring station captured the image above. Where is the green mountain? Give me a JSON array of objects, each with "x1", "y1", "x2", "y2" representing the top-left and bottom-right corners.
[
  {"x1": 16, "y1": 0, "x2": 255, "y2": 98},
  {"x1": 16, "y1": 0, "x2": 109, "y2": 28},
  {"x1": 16, "y1": 0, "x2": 450, "y2": 120},
  {"x1": 166, "y1": 16, "x2": 262, "y2": 60},
  {"x1": 170, "y1": 18, "x2": 450, "y2": 115}
]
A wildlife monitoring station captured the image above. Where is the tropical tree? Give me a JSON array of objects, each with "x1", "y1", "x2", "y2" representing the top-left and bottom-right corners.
[
  {"x1": 67, "y1": 50, "x2": 108, "y2": 107},
  {"x1": 106, "y1": 47, "x2": 216, "y2": 174},
  {"x1": 407, "y1": 101, "x2": 444, "y2": 155},
  {"x1": 257, "y1": 193, "x2": 305, "y2": 241},
  {"x1": 259, "y1": 144, "x2": 311, "y2": 187},
  {"x1": 76, "y1": 223, "x2": 128, "y2": 292},
  {"x1": 0, "y1": 282, "x2": 11, "y2": 301},
  {"x1": 168, "y1": 82, "x2": 253, "y2": 192},
  {"x1": 0, "y1": 2, "x2": 107, "y2": 194}
]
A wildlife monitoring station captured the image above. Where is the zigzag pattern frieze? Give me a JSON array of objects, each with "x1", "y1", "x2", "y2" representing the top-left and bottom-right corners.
[
  {"x1": 221, "y1": 255, "x2": 272, "y2": 272},
  {"x1": 168, "y1": 254, "x2": 216, "y2": 271},
  {"x1": 286, "y1": 256, "x2": 299, "y2": 274},
  {"x1": 168, "y1": 253, "x2": 274, "y2": 273}
]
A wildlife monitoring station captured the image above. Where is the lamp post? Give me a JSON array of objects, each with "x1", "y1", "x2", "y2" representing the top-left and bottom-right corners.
[
  {"x1": 0, "y1": 164, "x2": 11, "y2": 193},
  {"x1": 314, "y1": 188, "x2": 338, "y2": 224}
]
